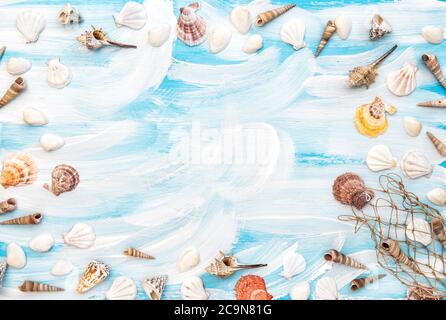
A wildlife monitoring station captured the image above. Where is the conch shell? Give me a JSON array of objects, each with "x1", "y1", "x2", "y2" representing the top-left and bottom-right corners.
[
  {"x1": 123, "y1": 247, "x2": 155, "y2": 260},
  {"x1": 426, "y1": 131, "x2": 446, "y2": 156},
  {"x1": 255, "y1": 4, "x2": 295, "y2": 27},
  {"x1": 0, "y1": 77, "x2": 25, "y2": 107},
  {"x1": 77, "y1": 26, "x2": 137, "y2": 50},
  {"x1": 417, "y1": 98, "x2": 446, "y2": 108},
  {"x1": 351, "y1": 274, "x2": 386, "y2": 291},
  {"x1": 380, "y1": 239, "x2": 420, "y2": 273},
  {"x1": 0, "y1": 213, "x2": 42, "y2": 225},
  {"x1": 324, "y1": 249, "x2": 367, "y2": 270},
  {"x1": 18, "y1": 280, "x2": 64, "y2": 292},
  {"x1": 315, "y1": 20, "x2": 336, "y2": 57},
  {"x1": 205, "y1": 251, "x2": 267, "y2": 278},
  {"x1": 422, "y1": 53, "x2": 446, "y2": 88},
  {"x1": 0, "y1": 198, "x2": 17, "y2": 214}
]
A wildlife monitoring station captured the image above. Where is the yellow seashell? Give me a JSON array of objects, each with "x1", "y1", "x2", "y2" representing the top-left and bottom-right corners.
[
  {"x1": 0, "y1": 152, "x2": 37, "y2": 188},
  {"x1": 353, "y1": 97, "x2": 396, "y2": 138}
]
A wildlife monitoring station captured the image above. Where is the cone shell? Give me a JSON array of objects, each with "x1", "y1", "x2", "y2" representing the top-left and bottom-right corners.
[
  {"x1": 407, "y1": 285, "x2": 441, "y2": 300},
  {"x1": 430, "y1": 217, "x2": 446, "y2": 249},
  {"x1": 0, "y1": 260, "x2": 7, "y2": 287},
  {"x1": 176, "y1": 3, "x2": 207, "y2": 46},
  {"x1": 18, "y1": 280, "x2": 64, "y2": 292},
  {"x1": 417, "y1": 98, "x2": 446, "y2": 108},
  {"x1": 76, "y1": 260, "x2": 110, "y2": 293},
  {"x1": 354, "y1": 97, "x2": 396, "y2": 138},
  {"x1": 426, "y1": 131, "x2": 446, "y2": 156},
  {"x1": 0, "y1": 213, "x2": 42, "y2": 225},
  {"x1": 124, "y1": 247, "x2": 155, "y2": 260},
  {"x1": 315, "y1": 20, "x2": 336, "y2": 57},
  {"x1": 142, "y1": 275, "x2": 167, "y2": 300},
  {"x1": 234, "y1": 275, "x2": 272, "y2": 300},
  {"x1": 380, "y1": 239, "x2": 420, "y2": 272},
  {"x1": 0, "y1": 152, "x2": 36, "y2": 189},
  {"x1": 351, "y1": 274, "x2": 386, "y2": 291},
  {"x1": 0, "y1": 198, "x2": 17, "y2": 214},
  {"x1": 332, "y1": 172, "x2": 374, "y2": 210},
  {"x1": 45, "y1": 164, "x2": 79, "y2": 196},
  {"x1": 369, "y1": 14, "x2": 391, "y2": 40},
  {"x1": 324, "y1": 249, "x2": 367, "y2": 269},
  {"x1": 255, "y1": 4, "x2": 295, "y2": 27},
  {"x1": 0, "y1": 77, "x2": 26, "y2": 108},
  {"x1": 422, "y1": 53, "x2": 446, "y2": 88}
]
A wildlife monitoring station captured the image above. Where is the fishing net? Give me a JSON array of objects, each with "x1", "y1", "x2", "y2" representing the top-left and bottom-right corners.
[{"x1": 338, "y1": 173, "x2": 445, "y2": 299}]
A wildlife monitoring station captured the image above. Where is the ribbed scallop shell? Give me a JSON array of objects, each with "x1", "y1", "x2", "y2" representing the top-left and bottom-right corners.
[
  {"x1": 332, "y1": 172, "x2": 374, "y2": 210},
  {"x1": 176, "y1": 3, "x2": 207, "y2": 46},
  {"x1": 181, "y1": 276, "x2": 209, "y2": 300},
  {"x1": 366, "y1": 144, "x2": 397, "y2": 172},
  {"x1": 387, "y1": 63, "x2": 417, "y2": 96},
  {"x1": 403, "y1": 116, "x2": 422, "y2": 137},
  {"x1": 63, "y1": 223, "x2": 95, "y2": 249},
  {"x1": 208, "y1": 24, "x2": 232, "y2": 54},
  {"x1": 6, "y1": 57, "x2": 31, "y2": 75},
  {"x1": 281, "y1": 250, "x2": 306, "y2": 279},
  {"x1": 314, "y1": 276, "x2": 338, "y2": 300},
  {"x1": 0, "y1": 153, "x2": 37, "y2": 189},
  {"x1": 46, "y1": 164, "x2": 79, "y2": 196},
  {"x1": 354, "y1": 97, "x2": 396, "y2": 138},
  {"x1": 105, "y1": 276, "x2": 137, "y2": 300},
  {"x1": 406, "y1": 218, "x2": 432, "y2": 246},
  {"x1": 280, "y1": 19, "x2": 305, "y2": 50},
  {"x1": 230, "y1": 6, "x2": 251, "y2": 34},
  {"x1": 113, "y1": 1, "x2": 147, "y2": 30},
  {"x1": 427, "y1": 188, "x2": 446, "y2": 206},
  {"x1": 47, "y1": 58, "x2": 72, "y2": 89},
  {"x1": 77, "y1": 260, "x2": 109, "y2": 293},
  {"x1": 400, "y1": 150, "x2": 433, "y2": 179},
  {"x1": 16, "y1": 10, "x2": 46, "y2": 43}
]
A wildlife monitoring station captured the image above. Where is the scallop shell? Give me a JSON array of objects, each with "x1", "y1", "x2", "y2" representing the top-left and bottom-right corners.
[
  {"x1": 406, "y1": 218, "x2": 432, "y2": 246},
  {"x1": 234, "y1": 275, "x2": 272, "y2": 300},
  {"x1": 148, "y1": 23, "x2": 171, "y2": 47},
  {"x1": 422, "y1": 26, "x2": 444, "y2": 45},
  {"x1": 334, "y1": 14, "x2": 351, "y2": 40},
  {"x1": 105, "y1": 276, "x2": 137, "y2": 300},
  {"x1": 6, "y1": 242, "x2": 26, "y2": 269},
  {"x1": 6, "y1": 57, "x2": 31, "y2": 75},
  {"x1": 403, "y1": 116, "x2": 422, "y2": 137},
  {"x1": 387, "y1": 63, "x2": 417, "y2": 97},
  {"x1": 0, "y1": 198, "x2": 17, "y2": 214},
  {"x1": 332, "y1": 172, "x2": 374, "y2": 210},
  {"x1": 142, "y1": 275, "x2": 167, "y2": 300},
  {"x1": 281, "y1": 250, "x2": 306, "y2": 279},
  {"x1": 40, "y1": 134, "x2": 65, "y2": 152},
  {"x1": 113, "y1": 1, "x2": 147, "y2": 30},
  {"x1": 280, "y1": 19, "x2": 305, "y2": 50},
  {"x1": 177, "y1": 246, "x2": 200, "y2": 272},
  {"x1": 354, "y1": 97, "x2": 396, "y2": 138},
  {"x1": 77, "y1": 260, "x2": 109, "y2": 293},
  {"x1": 208, "y1": 24, "x2": 232, "y2": 54},
  {"x1": 181, "y1": 276, "x2": 209, "y2": 300},
  {"x1": 63, "y1": 223, "x2": 95, "y2": 249},
  {"x1": 58, "y1": 3, "x2": 81, "y2": 25},
  {"x1": 314, "y1": 276, "x2": 338, "y2": 300},
  {"x1": 289, "y1": 281, "x2": 310, "y2": 300},
  {"x1": 176, "y1": 3, "x2": 207, "y2": 46},
  {"x1": 19, "y1": 280, "x2": 64, "y2": 292},
  {"x1": 369, "y1": 14, "x2": 391, "y2": 40},
  {"x1": 44, "y1": 164, "x2": 80, "y2": 196},
  {"x1": 230, "y1": 6, "x2": 251, "y2": 34},
  {"x1": 427, "y1": 189, "x2": 446, "y2": 206},
  {"x1": 51, "y1": 259, "x2": 73, "y2": 276},
  {"x1": 400, "y1": 150, "x2": 433, "y2": 179},
  {"x1": 16, "y1": 10, "x2": 46, "y2": 43},
  {"x1": 0, "y1": 152, "x2": 37, "y2": 189},
  {"x1": 47, "y1": 58, "x2": 72, "y2": 89},
  {"x1": 366, "y1": 144, "x2": 397, "y2": 172},
  {"x1": 242, "y1": 34, "x2": 263, "y2": 54},
  {"x1": 0, "y1": 261, "x2": 7, "y2": 287},
  {"x1": 29, "y1": 233, "x2": 54, "y2": 252},
  {"x1": 23, "y1": 107, "x2": 48, "y2": 126}
]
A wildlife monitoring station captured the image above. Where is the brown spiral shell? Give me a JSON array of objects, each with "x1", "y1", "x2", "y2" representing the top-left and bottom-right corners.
[
  {"x1": 430, "y1": 217, "x2": 446, "y2": 249},
  {"x1": 422, "y1": 53, "x2": 446, "y2": 89},
  {"x1": 18, "y1": 280, "x2": 64, "y2": 292},
  {"x1": 380, "y1": 239, "x2": 420, "y2": 273},
  {"x1": 0, "y1": 213, "x2": 42, "y2": 225},
  {"x1": 255, "y1": 4, "x2": 295, "y2": 27},
  {"x1": 351, "y1": 274, "x2": 386, "y2": 291},
  {"x1": 315, "y1": 20, "x2": 336, "y2": 57},
  {"x1": 0, "y1": 77, "x2": 26, "y2": 108},
  {"x1": 324, "y1": 249, "x2": 367, "y2": 269},
  {"x1": 45, "y1": 164, "x2": 80, "y2": 196},
  {"x1": 426, "y1": 131, "x2": 446, "y2": 157},
  {"x1": 332, "y1": 172, "x2": 374, "y2": 209},
  {"x1": 123, "y1": 247, "x2": 155, "y2": 260}
]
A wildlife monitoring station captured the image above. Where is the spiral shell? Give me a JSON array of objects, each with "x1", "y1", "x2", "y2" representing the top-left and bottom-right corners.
[
  {"x1": 0, "y1": 77, "x2": 26, "y2": 108},
  {"x1": 324, "y1": 249, "x2": 367, "y2": 269},
  {"x1": 369, "y1": 14, "x2": 391, "y2": 40},
  {"x1": 234, "y1": 275, "x2": 272, "y2": 300},
  {"x1": 351, "y1": 274, "x2": 386, "y2": 291},
  {"x1": 430, "y1": 217, "x2": 446, "y2": 249},
  {"x1": 332, "y1": 172, "x2": 374, "y2": 210},
  {"x1": 417, "y1": 98, "x2": 446, "y2": 108},
  {"x1": 77, "y1": 260, "x2": 110, "y2": 293},
  {"x1": 0, "y1": 213, "x2": 42, "y2": 225},
  {"x1": 380, "y1": 239, "x2": 420, "y2": 273},
  {"x1": 176, "y1": 2, "x2": 207, "y2": 46},
  {"x1": 58, "y1": 3, "x2": 81, "y2": 25},
  {"x1": 0, "y1": 198, "x2": 17, "y2": 214},
  {"x1": 315, "y1": 20, "x2": 336, "y2": 57},
  {"x1": 123, "y1": 247, "x2": 155, "y2": 260},
  {"x1": 205, "y1": 251, "x2": 267, "y2": 278},
  {"x1": 255, "y1": 4, "x2": 295, "y2": 27},
  {"x1": 142, "y1": 275, "x2": 167, "y2": 300},
  {"x1": 19, "y1": 280, "x2": 64, "y2": 292},
  {"x1": 44, "y1": 164, "x2": 79, "y2": 196},
  {"x1": 422, "y1": 53, "x2": 446, "y2": 89},
  {"x1": 426, "y1": 131, "x2": 446, "y2": 157}
]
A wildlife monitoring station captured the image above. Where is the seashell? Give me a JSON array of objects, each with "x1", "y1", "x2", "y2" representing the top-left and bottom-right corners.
[
  {"x1": 0, "y1": 152, "x2": 36, "y2": 189},
  {"x1": 63, "y1": 223, "x2": 95, "y2": 249},
  {"x1": 426, "y1": 131, "x2": 446, "y2": 157},
  {"x1": 208, "y1": 25, "x2": 232, "y2": 54},
  {"x1": 0, "y1": 77, "x2": 26, "y2": 108},
  {"x1": 386, "y1": 63, "x2": 417, "y2": 96},
  {"x1": 44, "y1": 164, "x2": 80, "y2": 196},
  {"x1": 6, "y1": 242, "x2": 26, "y2": 269},
  {"x1": 421, "y1": 26, "x2": 444, "y2": 45},
  {"x1": 105, "y1": 276, "x2": 137, "y2": 300},
  {"x1": 19, "y1": 280, "x2": 64, "y2": 292},
  {"x1": 148, "y1": 23, "x2": 171, "y2": 47},
  {"x1": 234, "y1": 275, "x2": 272, "y2": 300},
  {"x1": 324, "y1": 249, "x2": 367, "y2": 269},
  {"x1": 369, "y1": 14, "x2": 391, "y2": 40},
  {"x1": 403, "y1": 116, "x2": 422, "y2": 137},
  {"x1": 354, "y1": 97, "x2": 396, "y2": 138},
  {"x1": 0, "y1": 261, "x2": 6, "y2": 287},
  {"x1": 280, "y1": 19, "x2": 305, "y2": 50},
  {"x1": 281, "y1": 250, "x2": 306, "y2": 279},
  {"x1": 176, "y1": 3, "x2": 207, "y2": 46},
  {"x1": 400, "y1": 150, "x2": 432, "y2": 179},
  {"x1": 380, "y1": 239, "x2": 420, "y2": 273},
  {"x1": 347, "y1": 45, "x2": 397, "y2": 89},
  {"x1": 77, "y1": 260, "x2": 110, "y2": 293},
  {"x1": 314, "y1": 276, "x2": 338, "y2": 300},
  {"x1": 123, "y1": 247, "x2": 155, "y2": 260},
  {"x1": 430, "y1": 217, "x2": 446, "y2": 249},
  {"x1": 332, "y1": 172, "x2": 374, "y2": 210},
  {"x1": 417, "y1": 98, "x2": 446, "y2": 108},
  {"x1": 77, "y1": 26, "x2": 137, "y2": 50},
  {"x1": 0, "y1": 46, "x2": 5, "y2": 60},
  {"x1": 181, "y1": 276, "x2": 209, "y2": 300},
  {"x1": 16, "y1": 10, "x2": 46, "y2": 43},
  {"x1": 29, "y1": 233, "x2": 54, "y2": 252},
  {"x1": 230, "y1": 7, "x2": 250, "y2": 34},
  {"x1": 0, "y1": 198, "x2": 17, "y2": 214},
  {"x1": 205, "y1": 251, "x2": 266, "y2": 278},
  {"x1": 113, "y1": 1, "x2": 147, "y2": 30},
  {"x1": 407, "y1": 285, "x2": 441, "y2": 300},
  {"x1": 51, "y1": 259, "x2": 73, "y2": 276},
  {"x1": 406, "y1": 218, "x2": 432, "y2": 246},
  {"x1": 23, "y1": 107, "x2": 48, "y2": 126},
  {"x1": 366, "y1": 144, "x2": 397, "y2": 172},
  {"x1": 0, "y1": 213, "x2": 42, "y2": 225},
  {"x1": 334, "y1": 14, "x2": 351, "y2": 40},
  {"x1": 427, "y1": 188, "x2": 446, "y2": 206},
  {"x1": 177, "y1": 246, "x2": 200, "y2": 272},
  {"x1": 242, "y1": 34, "x2": 263, "y2": 54},
  {"x1": 421, "y1": 53, "x2": 446, "y2": 89},
  {"x1": 351, "y1": 274, "x2": 386, "y2": 291},
  {"x1": 47, "y1": 58, "x2": 71, "y2": 89},
  {"x1": 289, "y1": 281, "x2": 310, "y2": 300},
  {"x1": 315, "y1": 20, "x2": 336, "y2": 57},
  {"x1": 58, "y1": 3, "x2": 81, "y2": 25},
  {"x1": 142, "y1": 275, "x2": 167, "y2": 300},
  {"x1": 6, "y1": 57, "x2": 31, "y2": 75},
  {"x1": 255, "y1": 4, "x2": 296, "y2": 27},
  {"x1": 40, "y1": 134, "x2": 65, "y2": 152}
]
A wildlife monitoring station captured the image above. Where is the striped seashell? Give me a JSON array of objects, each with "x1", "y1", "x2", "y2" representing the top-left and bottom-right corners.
[
  {"x1": 142, "y1": 275, "x2": 167, "y2": 300},
  {"x1": 0, "y1": 77, "x2": 26, "y2": 108},
  {"x1": 380, "y1": 239, "x2": 420, "y2": 273},
  {"x1": 0, "y1": 198, "x2": 17, "y2": 214},
  {"x1": 0, "y1": 153, "x2": 37, "y2": 189},
  {"x1": 0, "y1": 260, "x2": 7, "y2": 287},
  {"x1": 426, "y1": 131, "x2": 446, "y2": 156},
  {"x1": 255, "y1": 4, "x2": 295, "y2": 27},
  {"x1": 123, "y1": 247, "x2": 155, "y2": 260},
  {"x1": 422, "y1": 53, "x2": 446, "y2": 88},
  {"x1": 44, "y1": 164, "x2": 79, "y2": 196},
  {"x1": 315, "y1": 20, "x2": 336, "y2": 57},
  {"x1": 0, "y1": 213, "x2": 42, "y2": 225},
  {"x1": 205, "y1": 251, "x2": 266, "y2": 278},
  {"x1": 77, "y1": 260, "x2": 110, "y2": 293},
  {"x1": 351, "y1": 274, "x2": 386, "y2": 291},
  {"x1": 18, "y1": 280, "x2": 64, "y2": 292},
  {"x1": 324, "y1": 249, "x2": 367, "y2": 269},
  {"x1": 332, "y1": 172, "x2": 374, "y2": 209},
  {"x1": 176, "y1": 2, "x2": 207, "y2": 46},
  {"x1": 430, "y1": 217, "x2": 446, "y2": 249},
  {"x1": 369, "y1": 14, "x2": 391, "y2": 40},
  {"x1": 417, "y1": 98, "x2": 446, "y2": 108}
]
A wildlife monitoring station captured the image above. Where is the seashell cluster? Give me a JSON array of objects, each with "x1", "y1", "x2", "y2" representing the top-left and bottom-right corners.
[
  {"x1": 47, "y1": 58, "x2": 71, "y2": 89},
  {"x1": 19, "y1": 280, "x2": 64, "y2": 292},
  {"x1": 242, "y1": 35, "x2": 262, "y2": 54},
  {"x1": 58, "y1": 3, "x2": 81, "y2": 25},
  {"x1": 6, "y1": 242, "x2": 26, "y2": 269},
  {"x1": 354, "y1": 97, "x2": 396, "y2": 138},
  {"x1": 29, "y1": 233, "x2": 54, "y2": 252},
  {"x1": 255, "y1": 4, "x2": 295, "y2": 27},
  {"x1": 314, "y1": 276, "x2": 338, "y2": 300},
  {"x1": 386, "y1": 63, "x2": 417, "y2": 96},
  {"x1": 280, "y1": 19, "x2": 305, "y2": 50},
  {"x1": 51, "y1": 259, "x2": 73, "y2": 276},
  {"x1": 148, "y1": 23, "x2": 171, "y2": 47},
  {"x1": 176, "y1": 2, "x2": 207, "y2": 47},
  {"x1": 400, "y1": 150, "x2": 432, "y2": 179},
  {"x1": 230, "y1": 7, "x2": 250, "y2": 34},
  {"x1": 369, "y1": 14, "x2": 391, "y2": 40},
  {"x1": 0, "y1": 77, "x2": 26, "y2": 108},
  {"x1": 77, "y1": 260, "x2": 110, "y2": 293},
  {"x1": 142, "y1": 275, "x2": 167, "y2": 300},
  {"x1": 427, "y1": 188, "x2": 446, "y2": 206},
  {"x1": 16, "y1": 10, "x2": 46, "y2": 43},
  {"x1": 113, "y1": 1, "x2": 147, "y2": 30},
  {"x1": 44, "y1": 164, "x2": 80, "y2": 196},
  {"x1": 351, "y1": 274, "x2": 386, "y2": 291},
  {"x1": 63, "y1": 223, "x2": 95, "y2": 249},
  {"x1": 406, "y1": 218, "x2": 432, "y2": 246},
  {"x1": 177, "y1": 246, "x2": 200, "y2": 272},
  {"x1": 366, "y1": 144, "x2": 397, "y2": 172},
  {"x1": 421, "y1": 26, "x2": 444, "y2": 45},
  {"x1": 334, "y1": 14, "x2": 351, "y2": 40},
  {"x1": 234, "y1": 275, "x2": 272, "y2": 300},
  {"x1": 426, "y1": 131, "x2": 446, "y2": 156},
  {"x1": 208, "y1": 25, "x2": 232, "y2": 54},
  {"x1": 332, "y1": 172, "x2": 374, "y2": 209},
  {"x1": 289, "y1": 281, "x2": 310, "y2": 300},
  {"x1": 324, "y1": 249, "x2": 367, "y2": 269},
  {"x1": 40, "y1": 134, "x2": 65, "y2": 152},
  {"x1": 0, "y1": 198, "x2": 17, "y2": 214},
  {"x1": 0, "y1": 213, "x2": 42, "y2": 225},
  {"x1": 380, "y1": 239, "x2": 420, "y2": 273},
  {"x1": 6, "y1": 57, "x2": 31, "y2": 75},
  {"x1": 421, "y1": 53, "x2": 446, "y2": 89},
  {"x1": 0, "y1": 152, "x2": 36, "y2": 189},
  {"x1": 403, "y1": 116, "x2": 422, "y2": 137},
  {"x1": 105, "y1": 276, "x2": 137, "y2": 300},
  {"x1": 205, "y1": 251, "x2": 266, "y2": 278},
  {"x1": 123, "y1": 247, "x2": 155, "y2": 260},
  {"x1": 315, "y1": 20, "x2": 336, "y2": 57},
  {"x1": 181, "y1": 276, "x2": 209, "y2": 300}
]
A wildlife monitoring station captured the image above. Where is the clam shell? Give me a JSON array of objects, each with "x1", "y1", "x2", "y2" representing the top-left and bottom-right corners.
[
  {"x1": 314, "y1": 276, "x2": 338, "y2": 300},
  {"x1": 6, "y1": 57, "x2": 31, "y2": 75},
  {"x1": 148, "y1": 23, "x2": 171, "y2": 47},
  {"x1": 386, "y1": 63, "x2": 417, "y2": 97},
  {"x1": 422, "y1": 26, "x2": 444, "y2": 44},
  {"x1": 63, "y1": 223, "x2": 95, "y2": 249},
  {"x1": 16, "y1": 9, "x2": 46, "y2": 43},
  {"x1": 105, "y1": 276, "x2": 137, "y2": 300},
  {"x1": 280, "y1": 19, "x2": 305, "y2": 50},
  {"x1": 181, "y1": 276, "x2": 209, "y2": 300},
  {"x1": 406, "y1": 218, "x2": 432, "y2": 246},
  {"x1": 113, "y1": 1, "x2": 147, "y2": 30},
  {"x1": 47, "y1": 58, "x2": 72, "y2": 89},
  {"x1": 403, "y1": 116, "x2": 422, "y2": 137},
  {"x1": 40, "y1": 134, "x2": 65, "y2": 152},
  {"x1": 366, "y1": 144, "x2": 397, "y2": 172},
  {"x1": 208, "y1": 24, "x2": 232, "y2": 54},
  {"x1": 281, "y1": 250, "x2": 306, "y2": 279},
  {"x1": 46, "y1": 164, "x2": 80, "y2": 196},
  {"x1": 29, "y1": 233, "x2": 54, "y2": 252},
  {"x1": 230, "y1": 6, "x2": 251, "y2": 34},
  {"x1": 23, "y1": 107, "x2": 48, "y2": 126},
  {"x1": 6, "y1": 242, "x2": 26, "y2": 269},
  {"x1": 58, "y1": 3, "x2": 81, "y2": 25},
  {"x1": 334, "y1": 14, "x2": 351, "y2": 40},
  {"x1": 289, "y1": 281, "x2": 310, "y2": 300},
  {"x1": 242, "y1": 34, "x2": 263, "y2": 54},
  {"x1": 427, "y1": 188, "x2": 446, "y2": 206},
  {"x1": 142, "y1": 275, "x2": 167, "y2": 300},
  {"x1": 51, "y1": 259, "x2": 73, "y2": 276},
  {"x1": 177, "y1": 246, "x2": 200, "y2": 272},
  {"x1": 77, "y1": 260, "x2": 110, "y2": 293},
  {"x1": 400, "y1": 150, "x2": 433, "y2": 179},
  {"x1": 1, "y1": 152, "x2": 37, "y2": 189}
]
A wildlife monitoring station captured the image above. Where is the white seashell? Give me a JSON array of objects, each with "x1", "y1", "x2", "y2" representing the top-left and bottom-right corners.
[
  {"x1": 209, "y1": 25, "x2": 232, "y2": 54},
  {"x1": 290, "y1": 281, "x2": 310, "y2": 300},
  {"x1": 242, "y1": 34, "x2": 262, "y2": 54},
  {"x1": 280, "y1": 19, "x2": 305, "y2": 50},
  {"x1": 16, "y1": 10, "x2": 46, "y2": 43},
  {"x1": 29, "y1": 233, "x2": 54, "y2": 252},
  {"x1": 40, "y1": 134, "x2": 65, "y2": 152},
  {"x1": 401, "y1": 150, "x2": 433, "y2": 179},
  {"x1": 6, "y1": 242, "x2": 26, "y2": 269},
  {"x1": 366, "y1": 144, "x2": 397, "y2": 172},
  {"x1": 105, "y1": 276, "x2": 137, "y2": 300},
  {"x1": 314, "y1": 276, "x2": 338, "y2": 300},
  {"x1": 334, "y1": 14, "x2": 351, "y2": 40},
  {"x1": 23, "y1": 107, "x2": 48, "y2": 126},
  {"x1": 177, "y1": 246, "x2": 200, "y2": 272},
  {"x1": 148, "y1": 23, "x2": 171, "y2": 47},
  {"x1": 113, "y1": 1, "x2": 147, "y2": 30},
  {"x1": 63, "y1": 223, "x2": 95, "y2": 249},
  {"x1": 181, "y1": 276, "x2": 209, "y2": 300},
  {"x1": 6, "y1": 57, "x2": 32, "y2": 75},
  {"x1": 51, "y1": 259, "x2": 73, "y2": 276},
  {"x1": 386, "y1": 63, "x2": 417, "y2": 97},
  {"x1": 421, "y1": 26, "x2": 444, "y2": 45},
  {"x1": 406, "y1": 218, "x2": 432, "y2": 246},
  {"x1": 403, "y1": 116, "x2": 422, "y2": 137},
  {"x1": 281, "y1": 250, "x2": 306, "y2": 279},
  {"x1": 427, "y1": 188, "x2": 446, "y2": 206},
  {"x1": 58, "y1": 3, "x2": 81, "y2": 25},
  {"x1": 230, "y1": 6, "x2": 251, "y2": 34},
  {"x1": 47, "y1": 58, "x2": 72, "y2": 89}
]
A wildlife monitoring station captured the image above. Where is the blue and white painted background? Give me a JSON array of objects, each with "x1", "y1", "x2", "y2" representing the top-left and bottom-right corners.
[{"x1": 0, "y1": 0, "x2": 445, "y2": 300}]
